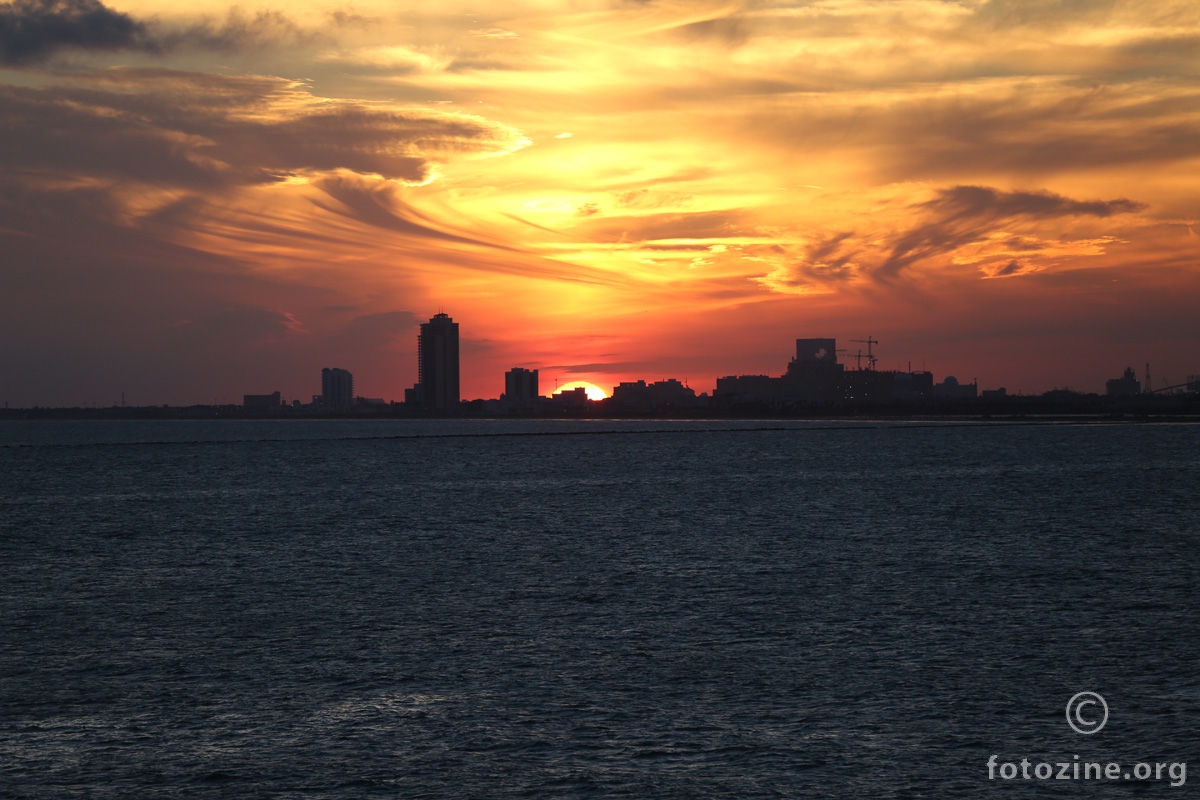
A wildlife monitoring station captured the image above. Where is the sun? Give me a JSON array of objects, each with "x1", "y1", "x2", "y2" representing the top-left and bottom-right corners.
[{"x1": 555, "y1": 381, "x2": 608, "y2": 401}]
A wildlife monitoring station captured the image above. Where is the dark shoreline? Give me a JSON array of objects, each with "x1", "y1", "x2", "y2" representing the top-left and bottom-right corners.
[{"x1": 2, "y1": 397, "x2": 1198, "y2": 422}]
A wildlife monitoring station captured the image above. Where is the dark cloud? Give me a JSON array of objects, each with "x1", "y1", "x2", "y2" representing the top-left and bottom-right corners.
[
  {"x1": 756, "y1": 234, "x2": 863, "y2": 292},
  {"x1": 0, "y1": 0, "x2": 150, "y2": 65},
  {"x1": 801, "y1": 232, "x2": 860, "y2": 281},
  {"x1": 0, "y1": 0, "x2": 313, "y2": 65},
  {"x1": 541, "y1": 361, "x2": 651, "y2": 373},
  {"x1": 0, "y1": 83, "x2": 227, "y2": 187},
  {"x1": 877, "y1": 185, "x2": 1145, "y2": 279},
  {"x1": 764, "y1": 185, "x2": 1147, "y2": 290},
  {"x1": 876, "y1": 226, "x2": 990, "y2": 280},
  {"x1": 806, "y1": 231, "x2": 855, "y2": 262},
  {"x1": 0, "y1": 70, "x2": 528, "y2": 188},
  {"x1": 923, "y1": 185, "x2": 1144, "y2": 221}
]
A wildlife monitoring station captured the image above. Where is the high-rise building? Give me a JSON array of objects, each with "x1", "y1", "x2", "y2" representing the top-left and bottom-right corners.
[
  {"x1": 411, "y1": 312, "x2": 459, "y2": 412},
  {"x1": 503, "y1": 367, "x2": 539, "y2": 410},
  {"x1": 322, "y1": 368, "x2": 354, "y2": 408}
]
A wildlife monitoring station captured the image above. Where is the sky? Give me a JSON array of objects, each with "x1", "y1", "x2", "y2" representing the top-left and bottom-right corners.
[{"x1": 1, "y1": 0, "x2": 1198, "y2": 406}]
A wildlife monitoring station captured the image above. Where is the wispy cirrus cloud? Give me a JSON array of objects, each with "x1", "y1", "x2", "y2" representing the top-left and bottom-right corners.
[
  {"x1": 751, "y1": 185, "x2": 1148, "y2": 294},
  {"x1": 876, "y1": 186, "x2": 1145, "y2": 279}
]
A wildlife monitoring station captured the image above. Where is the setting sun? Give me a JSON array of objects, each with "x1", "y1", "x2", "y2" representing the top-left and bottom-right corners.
[{"x1": 555, "y1": 382, "x2": 608, "y2": 402}]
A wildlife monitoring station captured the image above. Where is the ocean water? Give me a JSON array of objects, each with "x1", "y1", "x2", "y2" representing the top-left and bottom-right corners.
[{"x1": 1, "y1": 419, "x2": 1197, "y2": 798}]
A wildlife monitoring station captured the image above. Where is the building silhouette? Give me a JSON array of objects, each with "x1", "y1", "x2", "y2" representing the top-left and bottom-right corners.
[
  {"x1": 782, "y1": 338, "x2": 845, "y2": 400},
  {"x1": 611, "y1": 379, "x2": 702, "y2": 410},
  {"x1": 407, "y1": 312, "x2": 460, "y2": 412},
  {"x1": 932, "y1": 375, "x2": 977, "y2": 399},
  {"x1": 611, "y1": 380, "x2": 652, "y2": 409},
  {"x1": 1106, "y1": 367, "x2": 1141, "y2": 397},
  {"x1": 549, "y1": 386, "x2": 590, "y2": 410},
  {"x1": 322, "y1": 368, "x2": 354, "y2": 408},
  {"x1": 716, "y1": 338, "x2": 846, "y2": 403},
  {"x1": 504, "y1": 367, "x2": 539, "y2": 410},
  {"x1": 243, "y1": 391, "x2": 281, "y2": 409},
  {"x1": 714, "y1": 337, "x2": 947, "y2": 405}
]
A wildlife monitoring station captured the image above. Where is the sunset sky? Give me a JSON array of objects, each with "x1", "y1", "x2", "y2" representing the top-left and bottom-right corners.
[{"x1": 2, "y1": 0, "x2": 1198, "y2": 405}]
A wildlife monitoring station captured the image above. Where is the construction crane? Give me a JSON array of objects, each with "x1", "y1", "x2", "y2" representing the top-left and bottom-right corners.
[
  {"x1": 1145, "y1": 377, "x2": 1196, "y2": 395},
  {"x1": 850, "y1": 336, "x2": 878, "y2": 370}
]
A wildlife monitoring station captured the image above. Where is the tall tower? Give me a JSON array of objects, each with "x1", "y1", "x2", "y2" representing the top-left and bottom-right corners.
[
  {"x1": 321, "y1": 367, "x2": 353, "y2": 408},
  {"x1": 414, "y1": 312, "x2": 460, "y2": 412}
]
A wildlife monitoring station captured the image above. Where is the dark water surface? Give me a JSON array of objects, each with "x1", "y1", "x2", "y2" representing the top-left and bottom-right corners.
[{"x1": 2, "y1": 420, "x2": 1197, "y2": 798}]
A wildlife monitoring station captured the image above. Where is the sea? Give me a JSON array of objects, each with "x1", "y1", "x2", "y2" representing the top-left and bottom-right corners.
[{"x1": 1, "y1": 419, "x2": 1196, "y2": 798}]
